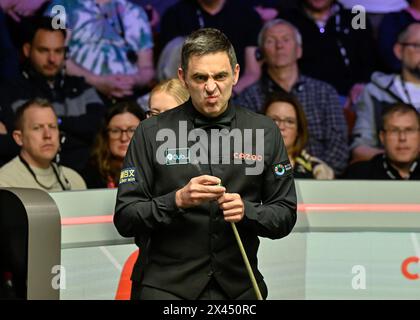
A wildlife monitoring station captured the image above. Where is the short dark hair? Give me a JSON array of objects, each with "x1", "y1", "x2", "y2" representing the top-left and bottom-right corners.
[
  {"x1": 381, "y1": 102, "x2": 420, "y2": 130},
  {"x1": 181, "y1": 28, "x2": 237, "y2": 73},
  {"x1": 105, "y1": 100, "x2": 147, "y2": 124},
  {"x1": 26, "y1": 16, "x2": 66, "y2": 44},
  {"x1": 264, "y1": 91, "x2": 308, "y2": 158},
  {"x1": 14, "y1": 98, "x2": 56, "y2": 130}
]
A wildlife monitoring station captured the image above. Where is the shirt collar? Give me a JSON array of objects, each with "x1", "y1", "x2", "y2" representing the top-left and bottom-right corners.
[
  {"x1": 263, "y1": 71, "x2": 307, "y2": 94},
  {"x1": 185, "y1": 98, "x2": 236, "y2": 130}
]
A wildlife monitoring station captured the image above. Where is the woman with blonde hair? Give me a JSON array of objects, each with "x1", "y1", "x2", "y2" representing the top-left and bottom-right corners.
[
  {"x1": 265, "y1": 91, "x2": 334, "y2": 179},
  {"x1": 82, "y1": 101, "x2": 146, "y2": 188},
  {"x1": 148, "y1": 78, "x2": 189, "y2": 116}
]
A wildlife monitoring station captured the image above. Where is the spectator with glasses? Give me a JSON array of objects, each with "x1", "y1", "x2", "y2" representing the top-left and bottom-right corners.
[
  {"x1": 82, "y1": 101, "x2": 146, "y2": 188},
  {"x1": 351, "y1": 23, "x2": 420, "y2": 163},
  {"x1": 265, "y1": 92, "x2": 334, "y2": 179},
  {"x1": 147, "y1": 78, "x2": 189, "y2": 117},
  {"x1": 345, "y1": 102, "x2": 420, "y2": 179},
  {"x1": 378, "y1": 0, "x2": 419, "y2": 73}
]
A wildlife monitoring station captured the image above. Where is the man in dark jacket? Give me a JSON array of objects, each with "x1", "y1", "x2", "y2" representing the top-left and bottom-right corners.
[
  {"x1": 278, "y1": 0, "x2": 375, "y2": 98},
  {"x1": 114, "y1": 28, "x2": 297, "y2": 300},
  {"x1": 0, "y1": 17, "x2": 105, "y2": 171},
  {"x1": 345, "y1": 102, "x2": 420, "y2": 180}
]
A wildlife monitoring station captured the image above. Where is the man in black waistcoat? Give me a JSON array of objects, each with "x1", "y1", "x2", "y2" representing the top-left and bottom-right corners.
[{"x1": 114, "y1": 28, "x2": 297, "y2": 300}]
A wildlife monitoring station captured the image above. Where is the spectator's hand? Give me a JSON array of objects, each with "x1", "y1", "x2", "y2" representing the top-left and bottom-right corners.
[
  {"x1": 254, "y1": 6, "x2": 278, "y2": 23},
  {"x1": 218, "y1": 193, "x2": 245, "y2": 223},
  {"x1": 175, "y1": 175, "x2": 226, "y2": 209},
  {"x1": 115, "y1": 74, "x2": 137, "y2": 88},
  {"x1": 92, "y1": 74, "x2": 134, "y2": 98},
  {"x1": 0, "y1": 121, "x2": 7, "y2": 134}
]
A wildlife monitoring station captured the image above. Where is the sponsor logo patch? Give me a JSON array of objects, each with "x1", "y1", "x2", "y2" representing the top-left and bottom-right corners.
[
  {"x1": 233, "y1": 152, "x2": 263, "y2": 162},
  {"x1": 273, "y1": 161, "x2": 293, "y2": 178},
  {"x1": 165, "y1": 148, "x2": 190, "y2": 165},
  {"x1": 119, "y1": 167, "x2": 137, "y2": 184}
]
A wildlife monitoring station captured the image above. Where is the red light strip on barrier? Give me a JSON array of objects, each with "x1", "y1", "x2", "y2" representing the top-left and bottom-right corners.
[
  {"x1": 61, "y1": 215, "x2": 113, "y2": 226},
  {"x1": 298, "y1": 204, "x2": 420, "y2": 212},
  {"x1": 61, "y1": 204, "x2": 420, "y2": 226}
]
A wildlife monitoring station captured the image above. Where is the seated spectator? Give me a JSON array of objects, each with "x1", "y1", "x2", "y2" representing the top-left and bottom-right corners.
[
  {"x1": 278, "y1": 0, "x2": 375, "y2": 99},
  {"x1": 378, "y1": 0, "x2": 419, "y2": 72},
  {"x1": 265, "y1": 92, "x2": 334, "y2": 179},
  {"x1": 345, "y1": 102, "x2": 420, "y2": 179},
  {"x1": 82, "y1": 101, "x2": 146, "y2": 188},
  {"x1": 236, "y1": 19, "x2": 348, "y2": 174},
  {"x1": 351, "y1": 22, "x2": 420, "y2": 162},
  {"x1": 45, "y1": 0, "x2": 155, "y2": 100},
  {"x1": 0, "y1": 17, "x2": 106, "y2": 172},
  {"x1": 159, "y1": 0, "x2": 262, "y2": 94},
  {"x1": 0, "y1": 99, "x2": 86, "y2": 190},
  {"x1": 0, "y1": 0, "x2": 51, "y2": 82},
  {"x1": 148, "y1": 78, "x2": 189, "y2": 116}
]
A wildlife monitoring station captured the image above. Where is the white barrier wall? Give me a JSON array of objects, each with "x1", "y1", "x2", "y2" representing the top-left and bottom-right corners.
[{"x1": 48, "y1": 180, "x2": 420, "y2": 300}]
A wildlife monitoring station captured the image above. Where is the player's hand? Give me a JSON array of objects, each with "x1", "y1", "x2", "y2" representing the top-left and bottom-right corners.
[
  {"x1": 175, "y1": 175, "x2": 225, "y2": 209},
  {"x1": 217, "y1": 193, "x2": 244, "y2": 223}
]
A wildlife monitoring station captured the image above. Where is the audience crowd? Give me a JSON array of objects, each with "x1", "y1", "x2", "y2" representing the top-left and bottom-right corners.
[{"x1": 0, "y1": 0, "x2": 419, "y2": 191}]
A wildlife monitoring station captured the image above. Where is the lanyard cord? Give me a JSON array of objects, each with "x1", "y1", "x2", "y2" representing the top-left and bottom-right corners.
[
  {"x1": 18, "y1": 155, "x2": 68, "y2": 191},
  {"x1": 196, "y1": 8, "x2": 205, "y2": 28},
  {"x1": 401, "y1": 76, "x2": 414, "y2": 106},
  {"x1": 382, "y1": 154, "x2": 418, "y2": 180}
]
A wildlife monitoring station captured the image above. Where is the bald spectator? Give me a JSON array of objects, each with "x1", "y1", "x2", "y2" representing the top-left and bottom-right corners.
[
  {"x1": 378, "y1": 0, "x2": 420, "y2": 72},
  {"x1": 351, "y1": 23, "x2": 420, "y2": 162}
]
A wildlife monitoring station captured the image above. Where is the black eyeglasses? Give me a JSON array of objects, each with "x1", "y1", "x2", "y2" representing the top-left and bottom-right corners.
[
  {"x1": 107, "y1": 127, "x2": 137, "y2": 139},
  {"x1": 383, "y1": 127, "x2": 420, "y2": 138},
  {"x1": 399, "y1": 42, "x2": 420, "y2": 52}
]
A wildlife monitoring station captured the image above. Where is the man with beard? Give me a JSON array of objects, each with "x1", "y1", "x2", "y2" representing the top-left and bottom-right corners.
[
  {"x1": 0, "y1": 17, "x2": 105, "y2": 171},
  {"x1": 351, "y1": 23, "x2": 420, "y2": 162}
]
